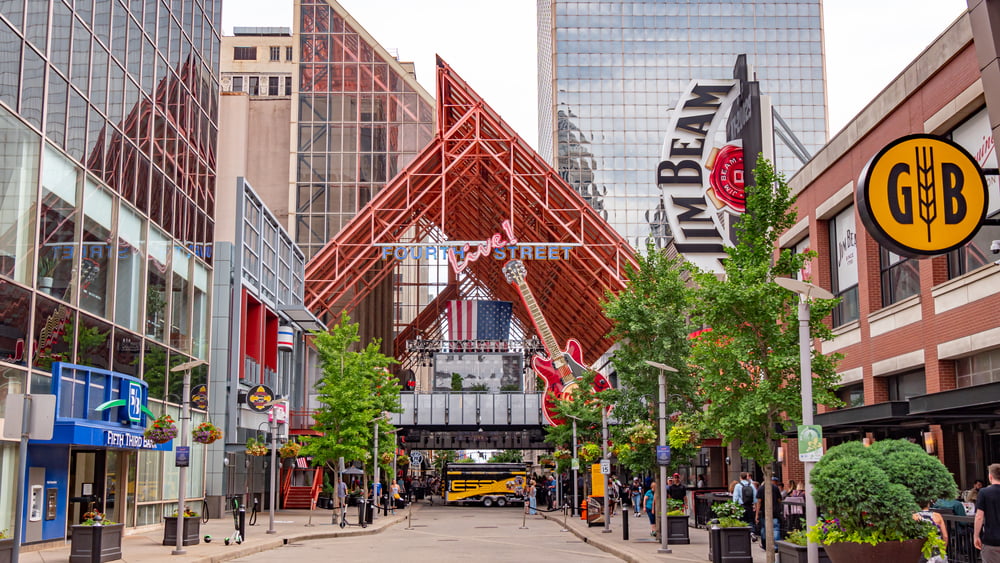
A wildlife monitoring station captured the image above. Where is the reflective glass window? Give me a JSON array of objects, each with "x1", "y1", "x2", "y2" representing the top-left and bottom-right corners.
[
  {"x1": 115, "y1": 202, "x2": 144, "y2": 330},
  {"x1": 32, "y1": 295, "x2": 73, "y2": 372},
  {"x1": 40, "y1": 145, "x2": 81, "y2": 303},
  {"x1": 170, "y1": 247, "x2": 191, "y2": 352},
  {"x1": 191, "y1": 262, "x2": 208, "y2": 360},
  {"x1": 80, "y1": 178, "x2": 115, "y2": 318},
  {"x1": 880, "y1": 247, "x2": 919, "y2": 306},
  {"x1": 75, "y1": 314, "x2": 111, "y2": 370},
  {"x1": 145, "y1": 225, "x2": 169, "y2": 342},
  {"x1": 0, "y1": 281, "x2": 32, "y2": 368},
  {"x1": 829, "y1": 206, "x2": 859, "y2": 326},
  {"x1": 0, "y1": 107, "x2": 39, "y2": 287}
]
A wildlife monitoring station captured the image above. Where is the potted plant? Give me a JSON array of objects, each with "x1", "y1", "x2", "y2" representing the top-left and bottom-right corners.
[
  {"x1": 162, "y1": 508, "x2": 200, "y2": 546},
  {"x1": 37, "y1": 255, "x2": 57, "y2": 294},
  {"x1": 70, "y1": 510, "x2": 123, "y2": 563},
  {"x1": 552, "y1": 449, "x2": 572, "y2": 460},
  {"x1": 807, "y1": 439, "x2": 954, "y2": 563},
  {"x1": 777, "y1": 528, "x2": 832, "y2": 563},
  {"x1": 579, "y1": 442, "x2": 601, "y2": 463},
  {"x1": 666, "y1": 498, "x2": 690, "y2": 544},
  {"x1": 245, "y1": 436, "x2": 268, "y2": 456},
  {"x1": 0, "y1": 528, "x2": 12, "y2": 563},
  {"x1": 625, "y1": 421, "x2": 656, "y2": 445},
  {"x1": 191, "y1": 421, "x2": 222, "y2": 444},
  {"x1": 708, "y1": 500, "x2": 753, "y2": 563},
  {"x1": 144, "y1": 414, "x2": 178, "y2": 444}
]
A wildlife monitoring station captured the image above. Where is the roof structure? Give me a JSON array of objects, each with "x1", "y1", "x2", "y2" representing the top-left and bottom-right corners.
[{"x1": 304, "y1": 58, "x2": 638, "y2": 365}]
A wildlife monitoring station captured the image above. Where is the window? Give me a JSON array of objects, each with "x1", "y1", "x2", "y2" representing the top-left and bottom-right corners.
[
  {"x1": 269, "y1": 46, "x2": 280, "y2": 61},
  {"x1": 947, "y1": 107, "x2": 1000, "y2": 278},
  {"x1": 836, "y1": 383, "x2": 864, "y2": 408},
  {"x1": 248, "y1": 76, "x2": 259, "y2": 96},
  {"x1": 268, "y1": 76, "x2": 279, "y2": 96},
  {"x1": 233, "y1": 46, "x2": 256, "y2": 61},
  {"x1": 886, "y1": 370, "x2": 926, "y2": 401},
  {"x1": 792, "y1": 236, "x2": 811, "y2": 281},
  {"x1": 879, "y1": 246, "x2": 919, "y2": 306},
  {"x1": 285, "y1": 46, "x2": 293, "y2": 61},
  {"x1": 956, "y1": 349, "x2": 1000, "y2": 388},
  {"x1": 231, "y1": 76, "x2": 243, "y2": 92},
  {"x1": 284, "y1": 76, "x2": 292, "y2": 96},
  {"x1": 829, "y1": 206, "x2": 859, "y2": 326}
]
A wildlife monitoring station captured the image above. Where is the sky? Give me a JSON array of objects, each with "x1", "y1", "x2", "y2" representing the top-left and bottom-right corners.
[{"x1": 221, "y1": 0, "x2": 969, "y2": 149}]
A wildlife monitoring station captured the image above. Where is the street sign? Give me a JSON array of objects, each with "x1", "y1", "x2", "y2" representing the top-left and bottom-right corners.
[
  {"x1": 655, "y1": 445, "x2": 671, "y2": 466},
  {"x1": 410, "y1": 451, "x2": 423, "y2": 465},
  {"x1": 798, "y1": 425, "x2": 824, "y2": 462},
  {"x1": 245, "y1": 384, "x2": 275, "y2": 412},
  {"x1": 190, "y1": 384, "x2": 208, "y2": 410},
  {"x1": 3, "y1": 394, "x2": 56, "y2": 440},
  {"x1": 599, "y1": 459, "x2": 611, "y2": 474}
]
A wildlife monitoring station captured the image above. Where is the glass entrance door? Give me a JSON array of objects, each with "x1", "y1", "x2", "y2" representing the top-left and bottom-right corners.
[{"x1": 68, "y1": 450, "x2": 105, "y2": 528}]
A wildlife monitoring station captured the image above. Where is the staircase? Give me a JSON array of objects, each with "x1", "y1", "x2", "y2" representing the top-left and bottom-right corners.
[{"x1": 281, "y1": 466, "x2": 322, "y2": 509}]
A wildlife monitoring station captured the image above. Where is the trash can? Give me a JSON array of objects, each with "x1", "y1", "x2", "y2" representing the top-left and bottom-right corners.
[{"x1": 358, "y1": 499, "x2": 373, "y2": 525}]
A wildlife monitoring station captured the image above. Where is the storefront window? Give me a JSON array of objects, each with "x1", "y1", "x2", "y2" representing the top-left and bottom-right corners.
[
  {"x1": 191, "y1": 262, "x2": 208, "y2": 359},
  {"x1": 80, "y1": 178, "x2": 115, "y2": 318},
  {"x1": 0, "y1": 443, "x2": 16, "y2": 536},
  {"x1": 39, "y1": 144, "x2": 81, "y2": 303},
  {"x1": 0, "y1": 107, "x2": 40, "y2": 287},
  {"x1": 829, "y1": 206, "x2": 859, "y2": 326},
  {"x1": 115, "y1": 203, "x2": 144, "y2": 330},
  {"x1": 170, "y1": 247, "x2": 191, "y2": 352},
  {"x1": 135, "y1": 449, "x2": 162, "y2": 503},
  {"x1": 32, "y1": 295, "x2": 74, "y2": 372},
  {"x1": 146, "y1": 225, "x2": 169, "y2": 341}
]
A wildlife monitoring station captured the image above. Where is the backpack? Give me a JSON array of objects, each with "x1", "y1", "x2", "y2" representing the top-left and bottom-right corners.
[{"x1": 740, "y1": 481, "x2": 754, "y2": 505}]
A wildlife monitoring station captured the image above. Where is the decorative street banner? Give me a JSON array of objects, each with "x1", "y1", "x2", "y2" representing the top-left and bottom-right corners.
[
  {"x1": 656, "y1": 445, "x2": 672, "y2": 466},
  {"x1": 246, "y1": 384, "x2": 275, "y2": 412},
  {"x1": 798, "y1": 425, "x2": 824, "y2": 462}
]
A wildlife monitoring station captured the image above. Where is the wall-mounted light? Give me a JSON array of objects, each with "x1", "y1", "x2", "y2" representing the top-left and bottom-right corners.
[
  {"x1": 923, "y1": 432, "x2": 936, "y2": 455},
  {"x1": 777, "y1": 446, "x2": 784, "y2": 463}
]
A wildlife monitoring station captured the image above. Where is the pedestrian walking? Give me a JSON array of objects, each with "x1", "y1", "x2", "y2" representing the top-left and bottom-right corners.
[
  {"x1": 644, "y1": 481, "x2": 657, "y2": 536},
  {"x1": 631, "y1": 477, "x2": 643, "y2": 517},
  {"x1": 733, "y1": 472, "x2": 757, "y2": 530},
  {"x1": 528, "y1": 480, "x2": 538, "y2": 515},
  {"x1": 975, "y1": 463, "x2": 1000, "y2": 562}
]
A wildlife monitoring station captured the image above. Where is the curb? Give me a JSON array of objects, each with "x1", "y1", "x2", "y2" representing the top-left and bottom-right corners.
[{"x1": 539, "y1": 511, "x2": 640, "y2": 563}]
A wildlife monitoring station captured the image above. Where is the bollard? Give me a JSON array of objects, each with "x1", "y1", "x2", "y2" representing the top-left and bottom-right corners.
[
  {"x1": 622, "y1": 500, "x2": 629, "y2": 540},
  {"x1": 238, "y1": 505, "x2": 246, "y2": 541},
  {"x1": 519, "y1": 498, "x2": 529, "y2": 529}
]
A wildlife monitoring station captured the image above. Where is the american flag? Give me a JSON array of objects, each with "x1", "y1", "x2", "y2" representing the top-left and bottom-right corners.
[{"x1": 447, "y1": 300, "x2": 513, "y2": 341}]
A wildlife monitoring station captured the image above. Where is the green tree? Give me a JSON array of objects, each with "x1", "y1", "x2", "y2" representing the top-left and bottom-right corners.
[
  {"x1": 601, "y1": 243, "x2": 694, "y2": 474},
  {"x1": 301, "y1": 312, "x2": 400, "y2": 498},
  {"x1": 688, "y1": 158, "x2": 841, "y2": 561},
  {"x1": 487, "y1": 450, "x2": 523, "y2": 463}
]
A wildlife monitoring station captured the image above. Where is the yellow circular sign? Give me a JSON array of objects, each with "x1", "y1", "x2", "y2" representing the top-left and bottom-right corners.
[{"x1": 858, "y1": 135, "x2": 987, "y2": 257}]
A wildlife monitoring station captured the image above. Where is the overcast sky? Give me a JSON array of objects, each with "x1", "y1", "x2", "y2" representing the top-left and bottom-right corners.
[{"x1": 221, "y1": 0, "x2": 969, "y2": 148}]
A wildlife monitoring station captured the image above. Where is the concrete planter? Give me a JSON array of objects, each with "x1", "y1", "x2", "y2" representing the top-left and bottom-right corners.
[
  {"x1": 708, "y1": 524, "x2": 753, "y2": 563},
  {"x1": 69, "y1": 523, "x2": 124, "y2": 563},
  {"x1": 162, "y1": 516, "x2": 201, "y2": 546},
  {"x1": 0, "y1": 538, "x2": 12, "y2": 563}
]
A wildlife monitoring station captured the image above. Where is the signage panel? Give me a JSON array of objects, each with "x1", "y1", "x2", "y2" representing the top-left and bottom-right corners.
[
  {"x1": 858, "y1": 134, "x2": 988, "y2": 257},
  {"x1": 246, "y1": 385, "x2": 275, "y2": 412}
]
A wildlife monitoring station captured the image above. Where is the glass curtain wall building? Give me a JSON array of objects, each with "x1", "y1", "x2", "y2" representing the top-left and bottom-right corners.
[
  {"x1": 538, "y1": 0, "x2": 828, "y2": 249},
  {"x1": 0, "y1": 0, "x2": 219, "y2": 534}
]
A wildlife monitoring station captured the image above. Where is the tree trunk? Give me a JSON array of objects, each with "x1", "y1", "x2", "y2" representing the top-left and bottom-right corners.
[{"x1": 763, "y1": 466, "x2": 775, "y2": 563}]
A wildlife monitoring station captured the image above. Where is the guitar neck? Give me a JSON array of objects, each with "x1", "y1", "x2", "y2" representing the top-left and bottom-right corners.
[{"x1": 514, "y1": 278, "x2": 570, "y2": 378}]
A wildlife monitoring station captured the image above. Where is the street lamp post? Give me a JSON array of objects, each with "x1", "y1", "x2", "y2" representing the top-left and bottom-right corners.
[
  {"x1": 602, "y1": 406, "x2": 611, "y2": 534},
  {"x1": 567, "y1": 415, "x2": 581, "y2": 516},
  {"x1": 645, "y1": 360, "x2": 677, "y2": 555},
  {"x1": 169, "y1": 359, "x2": 207, "y2": 556},
  {"x1": 775, "y1": 277, "x2": 833, "y2": 563}
]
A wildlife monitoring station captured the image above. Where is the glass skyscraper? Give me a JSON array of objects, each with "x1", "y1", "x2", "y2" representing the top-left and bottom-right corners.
[{"x1": 538, "y1": 0, "x2": 827, "y2": 249}]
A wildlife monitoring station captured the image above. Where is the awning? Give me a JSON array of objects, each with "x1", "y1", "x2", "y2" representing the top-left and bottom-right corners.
[
  {"x1": 280, "y1": 305, "x2": 326, "y2": 332},
  {"x1": 908, "y1": 381, "x2": 1000, "y2": 422},
  {"x1": 813, "y1": 401, "x2": 917, "y2": 434}
]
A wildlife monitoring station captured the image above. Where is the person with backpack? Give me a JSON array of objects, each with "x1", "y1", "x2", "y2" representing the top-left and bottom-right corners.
[{"x1": 732, "y1": 472, "x2": 757, "y2": 529}]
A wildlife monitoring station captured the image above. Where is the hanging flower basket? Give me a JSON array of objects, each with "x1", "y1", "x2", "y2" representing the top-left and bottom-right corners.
[
  {"x1": 626, "y1": 422, "x2": 657, "y2": 445},
  {"x1": 380, "y1": 452, "x2": 393, "y2": 464},
  {"x1": 144, "y1": 415, "x2": 178, "y2": 444},
  {"x1": 553, "y1": 449, "x2": 572, "y2": 460},
  {"x1": 397, "y1": 454, "x2": 410, "y2": 466},
  {"x1": 192, "y1": 421, "x2": 222, "y2": 444},
  {"x1": 279, "y1": 442, "x2": 302, "y2": 459},
  {"x1": 579, "y1": 443, "x2": 601, "y2": 462},
  {"x1": 245, "y1": 437, "x2": 268, "y2": 457}
]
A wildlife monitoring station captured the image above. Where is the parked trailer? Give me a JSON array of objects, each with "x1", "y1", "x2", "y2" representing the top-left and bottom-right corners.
[{"x1": 444, "y1": 463, "x2": 527, "y2": 507}]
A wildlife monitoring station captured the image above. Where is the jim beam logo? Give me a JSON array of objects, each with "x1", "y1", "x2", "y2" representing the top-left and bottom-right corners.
[
  {"x1": 656, "y1": 79, "x2": 739, "y2": 272},
  {"x1": 857, "y1": 134, "x2": 988, "y2": 257}
]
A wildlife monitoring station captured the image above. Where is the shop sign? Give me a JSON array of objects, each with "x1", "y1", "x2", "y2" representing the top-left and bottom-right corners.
[
  {"x1": 105, "y1": 430, "x2": 158, "y2": 449},
  {"x1": 190, "y1": 384, "x2": 208, "y2": 410},
  {"x1": 246, "y1": 384, "x2": 275, "y2": 412},
  {"x1": 857, "y1": 134, "x2": 988, "y2": 257},
  {"x1": 798, "y1": 425, "x2": 823, "y2": 462}
]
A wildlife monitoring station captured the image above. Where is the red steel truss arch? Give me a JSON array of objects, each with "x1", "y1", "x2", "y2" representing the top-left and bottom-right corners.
[{"x1": 304, "y1": 58, "x2": 638, "y2": 364}]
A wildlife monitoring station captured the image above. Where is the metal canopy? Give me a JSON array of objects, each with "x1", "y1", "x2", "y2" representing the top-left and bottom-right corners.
[{"x1": 304, "y1": 58, "x2": 638, "y2": 366}]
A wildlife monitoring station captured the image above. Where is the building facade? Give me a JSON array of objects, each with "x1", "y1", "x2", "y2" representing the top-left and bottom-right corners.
[
  {"x1": 537, "y1": 0, "x2": 828, "y2": 249},
  {"x1": 779, "y1": 9, "x2": 1000, "y2": 489},
  {"x1": 0, "y1": 0, "x2": 219, "y2": 541}
]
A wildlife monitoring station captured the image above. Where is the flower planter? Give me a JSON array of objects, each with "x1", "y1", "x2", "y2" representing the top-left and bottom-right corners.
[
  {"x1": 70, "y1": 523, "x2": 124, "y2": 563},
  {"x1": 666, "y1": 514, "x2": 690, "y2": 544},
  {"x1": 823, "y1": 539, "x2": 923, "y2": 563},
  {"x1": 708, "y1": 525, "x2": 753, "y2": 563},
  {"x1": 776, "y1": 540, "x2": 831, "y2": 563},
  {"x1": 162, "y1": 515, "x2": 201, "y2": 546},
  {"x1": 0, "y1": 538, "x2": 12, "y2": 563}
]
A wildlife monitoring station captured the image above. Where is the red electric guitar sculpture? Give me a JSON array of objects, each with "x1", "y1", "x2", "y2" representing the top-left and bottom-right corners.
[{"x1": 502, "y1": 260, "x2": 611, "y2": 425}]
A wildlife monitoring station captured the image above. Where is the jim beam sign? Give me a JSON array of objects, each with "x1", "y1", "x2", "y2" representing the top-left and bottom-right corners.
[
  {"x1": 857, "y1": 134, "x2": 988, "y2": 257},
  {"x1": 657, "y1": 79, "x2": 739, "y2": 272}
]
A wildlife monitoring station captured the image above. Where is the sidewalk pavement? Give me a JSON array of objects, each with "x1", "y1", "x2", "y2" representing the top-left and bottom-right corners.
[
  {"x1": 17, "y1": 503, "x2": 412, "y2": 563},
  {"x1": 538, "y1": 507, "x2": 770, "y2": 563}
]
